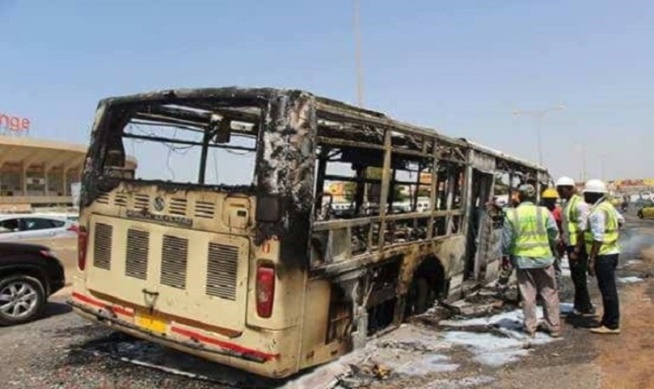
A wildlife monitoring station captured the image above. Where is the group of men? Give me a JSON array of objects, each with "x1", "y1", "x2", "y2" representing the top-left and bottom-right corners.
[{"x1": 500, "y1": 177, "x2": 623, "y2": 338}]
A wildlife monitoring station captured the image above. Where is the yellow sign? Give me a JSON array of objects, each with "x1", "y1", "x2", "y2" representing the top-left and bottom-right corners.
[{"x1": 135, "y1": 312, "x2": 167, "y2": 334}]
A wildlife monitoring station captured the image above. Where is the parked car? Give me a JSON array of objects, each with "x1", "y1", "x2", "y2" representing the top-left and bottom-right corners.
[
  {"x1": 0, "y1": 242, "x2": 66, "y2": 325},
  {"x1": 0, "y1": 215, "x2": 78, "y2": 241},
  {"x1": 637, "y1": 202, "x2": 654, "y2": 219},
  {"x1": 34, "y1": 212, "x2": 80, "y2": 223}
]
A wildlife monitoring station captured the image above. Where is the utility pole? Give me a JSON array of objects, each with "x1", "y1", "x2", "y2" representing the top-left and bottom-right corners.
[
  {"x1": 513, "y1": 104, "x2": 566, "y2": 166},
  {"x1": 576, "y1": 145, "x2": 587, "y2": 182},
  {"x1": 354, "y1": 0, "x2": 364, "y2": 107},
  {"x1": 353, "y1": 0, "x2": 368, "y2": 205}
]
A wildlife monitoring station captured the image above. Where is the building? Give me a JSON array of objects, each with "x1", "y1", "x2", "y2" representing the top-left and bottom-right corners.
[{"x1": 0, "y1": 135, "x2": 136, "y2": 212}]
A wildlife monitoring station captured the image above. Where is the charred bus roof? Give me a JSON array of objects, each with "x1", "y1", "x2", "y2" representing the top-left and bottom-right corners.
[{"x1": 95, "y1": 86, "x2": 547, "y2": 174}]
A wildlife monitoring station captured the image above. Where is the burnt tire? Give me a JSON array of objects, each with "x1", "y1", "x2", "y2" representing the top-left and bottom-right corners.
[{"x1": 0, "y1": 275, "x2": 46, "y2": 326}]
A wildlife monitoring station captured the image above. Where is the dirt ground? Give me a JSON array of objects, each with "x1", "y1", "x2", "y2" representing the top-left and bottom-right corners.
[{"x1": 595, "y1": 245, "x2": 654, "y2": 389}]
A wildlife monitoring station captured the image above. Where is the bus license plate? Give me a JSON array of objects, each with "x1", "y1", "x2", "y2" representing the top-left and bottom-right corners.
[{"x1": 135, "y1": 312, "x2": 167, "y2": 334}]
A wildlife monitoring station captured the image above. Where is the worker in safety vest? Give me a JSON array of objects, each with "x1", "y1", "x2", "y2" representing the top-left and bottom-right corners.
[
  {"x1": 583, "y1": 179, "x2": 624, "y2": 334},
  {"x1": 555, "y1": 176, "x2": 595, "y2": 316},
  {"x1": 541, "y1": 187, "x2": 564, "y2": 289},
  {"x1": 502, "y1": 184, "x2": 561, "y2": 337},
  {"x1": 494, "y1": 190, "x2": 521, "y2": 294}
]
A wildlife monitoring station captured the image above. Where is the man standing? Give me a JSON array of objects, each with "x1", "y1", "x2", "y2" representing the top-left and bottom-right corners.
[
  {"x1": 541, "y1": 188, "x2": 565, "y2": 288},
  {"x1": 502, "y1": 184, "x2": 561, "y2": 337},
  {"x1": 583, "y1": 179, "x2": 624, "y2": 334},
  {"x1": 556, "y1": 176, "x2": 595, "y2": 316}
]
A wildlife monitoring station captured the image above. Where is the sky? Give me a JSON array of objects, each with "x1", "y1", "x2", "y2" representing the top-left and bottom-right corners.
[{"x1": 1, "y1": 0, "x2": 653, "y2": 183}]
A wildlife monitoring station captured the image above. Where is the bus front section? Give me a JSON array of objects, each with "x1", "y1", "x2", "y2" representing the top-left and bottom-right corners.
[{"x1": 70, "y1": 88, "x2": 317, "y2": 378}]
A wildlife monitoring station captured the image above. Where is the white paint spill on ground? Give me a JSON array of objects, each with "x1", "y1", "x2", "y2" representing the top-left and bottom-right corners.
[
  {"x1": 439, "y1": 306, "x2": 564, "y2": 367},
  {"x1": 287, "y1": 302, "x2": 575, "y2": 388},
  {"x1": 385, "y1": 353, "x2": 459, "y2": 376},
  {"x1": 369, "y1": 325, "x2": 458, "y2": 376},
  {"x1": 442, "y1": 331, "x2": 531, "y2": 367},
  {"x1": 419, "y1": 375, "x2": 496, "y2": 389},
  {"x1": 440, "y1": 303, "x2": 573, "y2": 328},
  {"x1": 618, "y1": 276, "x2": 644, "y2": 284}
]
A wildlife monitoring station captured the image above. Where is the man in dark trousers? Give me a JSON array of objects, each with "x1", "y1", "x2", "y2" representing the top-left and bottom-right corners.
[
  {"x1": 583, "y1": 179, "x2": 624, "y2": 334},
  {"x1": 556, "y1": 176, "x2": 595, "y2": 316}
]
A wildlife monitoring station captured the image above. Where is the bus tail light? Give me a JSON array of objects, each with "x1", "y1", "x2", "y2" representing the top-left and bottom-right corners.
[
  {"x1": 256, "y1": 264, "x2": 275, "y2": 318},
  {"x1": 78, "y1": 226, "x2": 88, "y2": 271}
]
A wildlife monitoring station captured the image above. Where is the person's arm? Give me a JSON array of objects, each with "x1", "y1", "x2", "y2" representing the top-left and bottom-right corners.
[
  {"x1": 615, "y1": 208, "x2": 625, "y2": 227},
  {"x1": 575, "y1": 202, "x2": 590, "y2": 255},
  {"x1": 588, "y1": 210, "x2": 605, "y2": 276},
  {"x1": 545, "y1": 210, "x2": 559, "y2": 255},
  {"x1": 501, "y1": 214, "x2": 514, "y2": 258}
]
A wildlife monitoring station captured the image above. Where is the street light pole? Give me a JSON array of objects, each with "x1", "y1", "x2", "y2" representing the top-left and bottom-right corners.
[
  {"x1": 513, "y1": 104, "x2": 566, "y2": 166},
  {"x1": 581, "y1": 145, "x2": 587, "y2": 182}
]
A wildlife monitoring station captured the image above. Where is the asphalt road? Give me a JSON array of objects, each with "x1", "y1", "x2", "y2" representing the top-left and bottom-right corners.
[
  {"x1": 0, "y1": 298, "x2": 236, "y2": 389},
  {"x1": 1, "y1": 215, "x2": 653, "y2": 389}
]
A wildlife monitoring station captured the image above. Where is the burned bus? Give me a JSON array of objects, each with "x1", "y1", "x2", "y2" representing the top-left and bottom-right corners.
[{"x1": 69, "y1": 87, "x2": 550, "y2": 378}]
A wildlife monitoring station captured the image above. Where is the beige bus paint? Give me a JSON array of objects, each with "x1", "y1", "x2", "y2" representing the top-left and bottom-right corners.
[
  {"x1": 73, "y1": 187, "x2": 306, "y2": 378},
  {"x1": 85, "y1": 213, "x2": 251, "y2": 331},
  {"x1": 72, "y1": 87, "x2": 551, "y2": 379},
  {"x1": 298, "y1": 279, "x2": 350, "y2": 369},
  {"x1": 72, "y1": 307, "x2": 300, "y2": 378}
]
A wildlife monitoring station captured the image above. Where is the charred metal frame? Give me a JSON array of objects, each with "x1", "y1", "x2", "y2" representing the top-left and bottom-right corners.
[
  {"x1": 81, "y1": 87, "x2": 549, "y2": 275},
  {"x1": 81, "y1": 88, "x2": 317, "y2": 269},
  {"x1": 309, "y1": 100, "x2": 548, "y2": 275}
]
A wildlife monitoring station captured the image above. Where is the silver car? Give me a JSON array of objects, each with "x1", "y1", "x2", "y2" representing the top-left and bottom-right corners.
[{"x1": 0, "y1": 215, "x2": 78, "y2": 241}]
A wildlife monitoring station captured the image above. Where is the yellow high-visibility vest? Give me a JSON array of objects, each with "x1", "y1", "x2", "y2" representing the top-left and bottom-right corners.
[
  {"x1": 585, "y1": 201, "x2": 620, "y2": 255},
  {"x1": 564, "y1": 194, "x2": 581, "y2": 245},
  {"x1": 507, "y1": 203, "x2": 553, "y2": 258}
]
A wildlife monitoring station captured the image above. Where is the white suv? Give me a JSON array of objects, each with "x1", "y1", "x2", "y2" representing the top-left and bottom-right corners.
[{"x1": 0, "y1": 215, "x2": 78, "y2": 241}]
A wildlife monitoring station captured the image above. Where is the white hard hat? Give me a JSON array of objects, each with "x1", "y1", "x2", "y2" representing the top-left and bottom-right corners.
[
  {"x1": 583, "y1": 179, "x2": 608, "y2": 194},
  {"x1": 555, "y1": 176, "x2": 576, "y2": 187}
]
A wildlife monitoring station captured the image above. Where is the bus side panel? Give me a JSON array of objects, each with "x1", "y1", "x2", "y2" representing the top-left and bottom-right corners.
[
  {"x1": 482, "y1": 228, "x2": 503, "y2": 284},
  {"x1": 298, "y1": 279, "x2": 350, "y2": 370}
]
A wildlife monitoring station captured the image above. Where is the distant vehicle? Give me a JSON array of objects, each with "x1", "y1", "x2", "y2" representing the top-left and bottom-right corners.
[
  {"x1": 0, "y1": 242, "x2": 66, "y2": 325},
  {"x1": 0, "y1": 215, "x2": 78, "y2": 241},
  {"x1": 637, "y1": 202, "x2": 654, "y2": 219}
]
